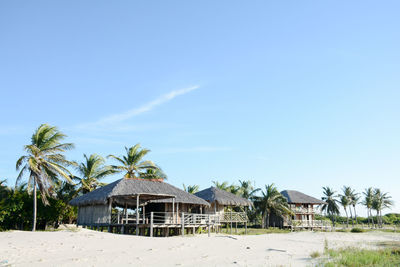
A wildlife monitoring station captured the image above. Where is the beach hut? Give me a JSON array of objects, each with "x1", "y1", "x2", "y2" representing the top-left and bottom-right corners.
[
  {"x1": 69, "y1": 178, "x2": 210, "y2": 236},
  {"x1": 270, "y1": 190, "x2": 326, "y2": 229},
  {"x1": 195, "y1": 187, "x2": 252, "y2": 233}
]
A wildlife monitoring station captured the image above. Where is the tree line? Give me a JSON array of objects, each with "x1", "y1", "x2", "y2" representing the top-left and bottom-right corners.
[
  {"x1": 0, "y1": 123, "x2": 396, "y2": 231},
  {"x1": 1, "y1": 124, "x2": 167, "y2": 231}
]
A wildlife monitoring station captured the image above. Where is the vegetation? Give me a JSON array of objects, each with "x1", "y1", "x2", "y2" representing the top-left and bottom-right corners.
[
  {"x1": 1, "y1": 123, "x2": 397, "y2": 233},
  {"x1": 321, "y1": 187, "x2": 340, "y2": 226},
  {"x1": 252, "y1": 184, "x2": 292, "y2": 228},
  {"x1": 73, "y1": 154, "x2": 115, "y2": 194},
  {"x1": 108, "y1": 144, "x2": 165, "y2": 179},
  {"x1": 183, "y1": 184, "x2": 199, "y2": 194},
  {"x1": 15, "y1": 124, "x2": 75, "y2": 231},
  {"x1": 312, "y1": 241, "x2": 400, "y2": 266}
]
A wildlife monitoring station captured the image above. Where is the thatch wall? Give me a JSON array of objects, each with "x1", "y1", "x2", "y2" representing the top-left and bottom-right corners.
[{"x1": 77, "y1": 204, "x2": 110, "y2": 225}]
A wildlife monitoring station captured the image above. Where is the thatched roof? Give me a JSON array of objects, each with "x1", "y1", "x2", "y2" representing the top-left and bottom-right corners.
[
  {"x1": 69, "y1": 179, "x2": 209, "y2": 207},
  {"x1": 194, "y1": 187, "x2": 252, "y2": 207},
  {"x1": 281, "y1": 190, "x2": 325, "y2": 205}
]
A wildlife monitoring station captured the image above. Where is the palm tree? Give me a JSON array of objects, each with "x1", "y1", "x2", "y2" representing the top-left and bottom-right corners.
[
  {"x1": 362, "y1": 187, "x2": 375, "y2": 228},
  {"x1": 338, "y1": 193, "x2": 350, "y2": 228},
  {"x1": 372, "y1": 188, "x2": 393, "y2": 228},
  {"x1": 183, "y1": 184, "x2": 199, "y2": 194},
  {"x1": 342, "y1": 186, "x2": 355, "y2": 226},
  {"x1": 73, "y1": 154, "x2": 115, "y2": 194},
  {"x1": 212, "y1": 181, "x2": 230, "y2": 191},
  {"x1": 16, "y1": 124, "x2": 74, "y2": 231},
  {"x1": 321, "y1": 187, "x2": 339, "y2": 226},
  {"x1": 350, "y1": 191, "x2": 360, "y2": 224},
  {"x1": 140, "y1": 167, "x2": 168, "y2": 180},
  {"x1": 238, "y1": 180, "x2": 259, "y2": 200},
  {"x1": 108, "y1": 144, "x2": 161, "y2": 179},
  {"x1": 253, "y1": 184, "x2": 291, "y2": 228}
]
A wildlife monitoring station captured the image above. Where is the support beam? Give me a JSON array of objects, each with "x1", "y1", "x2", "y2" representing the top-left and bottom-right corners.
[
  {"x1": 125, "y1": 203, "x2": 128, "y2": 224},
  {"x1": 181, "y1": 212, "x2": 185, "y2": 236},
  {"x1": 150, "y1": 212, "x2": 154, "y2": 237},
  {"x1": 136, "y1": 195, "x2": 140, "y2": 236},
  {"x1": 172, "y1": 198, "x2": 175, "y2": 224}
]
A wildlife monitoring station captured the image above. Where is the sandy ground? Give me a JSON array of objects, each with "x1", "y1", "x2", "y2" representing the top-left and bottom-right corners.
[{"x1": 1, "y1": 229, "x2": 399, "y2": 267}]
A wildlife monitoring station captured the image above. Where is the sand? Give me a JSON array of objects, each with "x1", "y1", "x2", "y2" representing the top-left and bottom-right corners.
[{"x1": 1, "y1": 228, "x2": 399, "y2": 266}]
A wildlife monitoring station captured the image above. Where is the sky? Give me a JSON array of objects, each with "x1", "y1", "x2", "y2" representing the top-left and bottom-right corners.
[{"x1": 1, "y1": 1, "x2": 399, "y2": 217}]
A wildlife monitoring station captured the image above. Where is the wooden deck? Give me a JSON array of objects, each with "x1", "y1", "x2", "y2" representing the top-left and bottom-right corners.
[{"x1": 79, "y1": 211, "x2": 248, "y2": 237}]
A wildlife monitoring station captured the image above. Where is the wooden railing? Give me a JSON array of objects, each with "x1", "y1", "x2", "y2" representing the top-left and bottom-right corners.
[
  {"x1": 111, "y1": 211, "x2": 247, "y2": 225},
  {"x1": 289, "y1": 220, "x2": 331, "y2": 228}
]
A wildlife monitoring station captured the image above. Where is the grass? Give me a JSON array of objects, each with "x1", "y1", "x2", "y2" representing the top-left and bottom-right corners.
[
  {"x1": 350, "y1": 227, "x2": 365, "y2": 233},
  {"x1": 310, "y1": 251, "x2": 321, "y2": 258},
  {"x1": 313, "y1": 241, "x2": 400, "y2": 266},
  {"x1": 218, "y1": 227, "x2": 290, "y2": 235}
]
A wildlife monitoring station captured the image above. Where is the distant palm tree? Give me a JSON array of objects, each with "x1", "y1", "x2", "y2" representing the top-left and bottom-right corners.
[
  {"x1": 350, "y1": 190, "x2": 360, "y2": 224},
  {"x1": 372, "y1": 188, "x2": 393, "y2": 228},
  {"x1": 321, "y1": 187, "x2": 339, "y2": 226},
  {"x1": 108, "y1": 144, "x2": 161, "y2": 179},
  {"x1": 73, "y1": 154, "x2": 115, "y2": 194},
  {"x1": 141, "y1": 167, "x2": 168, "y2": 180},
  {"x1": 238, "y1": 180, "x2": 260, "y2": 200},
  {"x1": 212, "y1": 181, "x2": 230, "y2": 191},
  {"x1": 183, "y1": 184, "x2": 199, "y2": 194},
  {"x1": 253, "y1": 184, "x2": 291, "y2": 228},
  {"x1": 362, "y1": 187, "x2": 375, "y2": 228},
  {"x1": 342, "y1": 186, "x2": 355, "y2": 226},
  {"x1": 16, "y1": 124, "x2": 74, "y2": 231},
  {"x1": 338, "y1": 194, "x2": 350, "y2": 228}
]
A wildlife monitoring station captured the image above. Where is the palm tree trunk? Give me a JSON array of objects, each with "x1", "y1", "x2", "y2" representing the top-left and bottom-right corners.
[
  {"x1": 353, "y1": 205, "x2": 357, "y2": 225},
  {"x1": 366, "y1": 208, "x2": 370, "y2": 228},
  {"x1": 266, "y1": 212, "x2": 270, "y2": 229},
  {"x1": 32, "y1": 178, "x2": 37, "y2": 232},
  {"x1": 344, "y1": 207, "x2": 349, "y2": 228},
  {"x1": 349, "y1": 207, "x2": 354, "y2": 227},
  {"x1": 370, "y1": 210, "x2": 375, "y2": 228}
]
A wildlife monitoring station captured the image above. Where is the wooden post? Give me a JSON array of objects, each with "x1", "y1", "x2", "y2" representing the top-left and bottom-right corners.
[
  {"x1": 150, "y1": 212, "x2": 153, "y2": 237},
  {"x1": 172, "y1": 198, "x2": 175, "y2": 224},
  {"x1": 235, "y1": 222, "x2": 237, "y2": 234},
  {"x1": 136, "y1": 195, "x2": 140, "y2": 236},
  {"x1": 125, "y1": 203, "x2": 128, "y2": 224},
  {"x1": 181, "y1": 212, "x2": 185, "y2": 236},
  {"x1": 176, "y1": 202, "x2": 179, "y2": 224},
  {"x1": 208, "y1": 214, "x2": 211, "y2": 237},
  {"x1": 117, "y1": 210, "x2": 120, "y2": 224},
  {"x1": 245, "y1": 221, "x2": 247, "y2": 234},
  {"x1": 142, "y1": 205, "x2": 145, "y2": 224},
  {"x1": 230, "y1": 211, "x2": 232, "y2": 234}
]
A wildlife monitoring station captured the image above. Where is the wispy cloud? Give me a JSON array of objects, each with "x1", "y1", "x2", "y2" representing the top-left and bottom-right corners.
[{"x1": 75, "y1": 85, "x2": 199, "y2": 131}]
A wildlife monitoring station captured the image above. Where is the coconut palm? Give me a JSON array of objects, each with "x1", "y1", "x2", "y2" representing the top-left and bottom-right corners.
[
  {"x1": 16, "y1": 124, "x2": 74, "y2": 231},
  {"x1": 212, "y1": 181, "x2": 230, "y2": 191},
  {"x1": 362, "y1": 187, "x2": 375, "y2": 228},
  {"x1": 73, "y1": 154, "x2": 115, "y2": 194},
  {"x1": 321, "y1": 186, "x2": 339, "y2": 226},
  {"x1": 350, "y1": 191, "x2": 360, "y2": 224},
  {"x1": 342, "y1": 186, "x2": 355, "y2": 226},
  {"x1": 107, "y1": 144, "x2": 160, "y2": 179},
  {"x1": 253, "y1": 184, "x2": 291, "y2": 228},
  {"x1": 372, "y1": 188, "x2": 393, "y2": 228},
  {"x1": 338, "y1": 194, "x2": 350, "y2": 228},
  {"x1": 238, "y1": 180, "x2": 260, "y2": 200},
  {"x1": 183, "y1": 184, "x2": 199, "y2": 194},
  {"x1": 140, "y1": 166, "x2": 168, "y2": 180}
]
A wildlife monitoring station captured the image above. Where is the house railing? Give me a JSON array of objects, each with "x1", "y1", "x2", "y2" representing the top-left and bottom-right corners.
[
  {"x1": 289, "y1": 220, "x2": 331, "y2": 228},
  {"x1": 111, "y1": 211, "x2": 247, "y2": 225}
]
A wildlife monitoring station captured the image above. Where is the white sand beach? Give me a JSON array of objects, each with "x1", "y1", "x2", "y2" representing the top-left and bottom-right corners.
[{"x1": 1, "y1": 228, "x2": 399, "y2": 267}]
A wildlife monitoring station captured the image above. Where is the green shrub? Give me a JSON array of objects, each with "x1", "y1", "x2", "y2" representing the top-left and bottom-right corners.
[
  {"x1": 351, "y1": 227, "x2": 365, "y2": 233},
  {"x1": 310, "y1": 251, "x2": 321, "y2": 258}
]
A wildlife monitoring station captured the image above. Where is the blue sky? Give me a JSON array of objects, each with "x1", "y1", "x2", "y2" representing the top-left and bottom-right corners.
[{"x1": 1, "y1": 1, "x2": 399, "y2": 216}]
